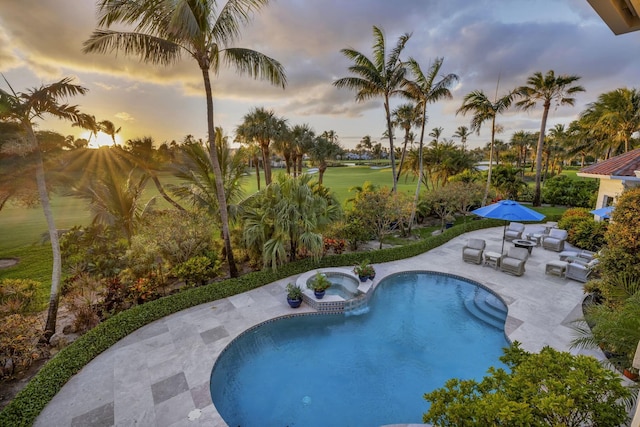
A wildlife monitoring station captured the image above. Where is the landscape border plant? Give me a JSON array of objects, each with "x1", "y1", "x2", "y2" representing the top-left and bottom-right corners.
[{"x1": 0, "y1": 217, "x2": 535, "y2": 426}]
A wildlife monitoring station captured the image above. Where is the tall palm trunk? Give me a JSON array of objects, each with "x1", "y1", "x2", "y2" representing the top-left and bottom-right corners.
[
  {"x1": 533, "y1": 101, "x2": 551, "y2": 207},
  {"x1": 483, "y1": 117, "x2": 497, "y2": 207},
  {"x1": 27, "y1": 127, "x2": 62, "y2": 339},
  {"x1": 384, "y1": 98, "x2": 398, "y2": 192},
  {"x1": 409, "y1": 104, "x2": 427, "y2": 230},
  {"x1": 261, "y1": 143, "x2": 272, "y2": 185},
  {"x1": 395, "y1": 128, "x2": 410, "y2": 183},
  {"x1": 150, "y1": 174, "x2": 185, "y2": 211},
  {"x1": 202, "y1": 67, "x2": 237, "y2": 278}
]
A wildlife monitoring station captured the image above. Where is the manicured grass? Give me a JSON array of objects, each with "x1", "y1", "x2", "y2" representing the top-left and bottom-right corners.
[{"x1": 241, "y1": 165, "x2": 418, "y2": 203}]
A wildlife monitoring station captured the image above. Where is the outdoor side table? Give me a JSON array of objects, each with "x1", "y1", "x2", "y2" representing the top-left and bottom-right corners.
[
  {"x1": 546, "y1": 260, "x2": 568, "y2": 278},
  {"x1": 526, "y1": 233, "x2": 543, "y2": 246},
  {"x1": 484, "y1": 251, "x2": 502, "y2": 270}
]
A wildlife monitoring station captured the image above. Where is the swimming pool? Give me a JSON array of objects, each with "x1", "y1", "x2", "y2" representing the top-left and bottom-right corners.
[{"x1": 210, "y1": 272, "x2": 508, "y2": 426}]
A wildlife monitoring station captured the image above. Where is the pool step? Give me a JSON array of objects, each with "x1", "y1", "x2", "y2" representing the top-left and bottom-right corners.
[{"x1": 463, "y1": 290, "x2": 507, "y2": 330}]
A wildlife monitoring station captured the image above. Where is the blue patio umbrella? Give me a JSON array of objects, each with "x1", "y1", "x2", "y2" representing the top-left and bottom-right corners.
[
  {"x1": 590, "y1": 206, "x2": 614, "y2": 219},
  {"x1": 471, "y1": 200, "x2": 546, "y2": 252}
]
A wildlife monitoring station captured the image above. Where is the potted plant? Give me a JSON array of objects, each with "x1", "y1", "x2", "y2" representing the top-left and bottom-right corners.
[
  {"x1": 353, "y1": 260, "x2": 375, "y2": 282},
  {"x1": 307, "y1": 272, "x2": 331, "y2": 299},
  {"x1": 286, "y1": 283, "x2": 303, "y2": 308}
]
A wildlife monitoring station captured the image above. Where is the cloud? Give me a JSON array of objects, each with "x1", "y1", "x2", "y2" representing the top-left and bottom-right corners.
[
  {"x1": 115, "y1": 112, "x2": 135, "y2": 122},
  {"x1": 1, "y1": 0, "x2": 639, "y2": 146}
]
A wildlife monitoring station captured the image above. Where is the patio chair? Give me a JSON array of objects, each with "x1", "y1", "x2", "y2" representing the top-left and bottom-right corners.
[
  {"x1": 566, "y1": 259, "x2": 599, "y2": 283},
  {"x1": 504, "y1": 222, "x2": 525, "y2": 241},
  {"x1": 500, "y1": 247, "x2": 529, "y2": 276},
  {"x1": 462, "y1": 238, "x2": 486, "y2": 265},
  {"x1": 542, "y1": 228, "x2": 568, "y2": 252}
]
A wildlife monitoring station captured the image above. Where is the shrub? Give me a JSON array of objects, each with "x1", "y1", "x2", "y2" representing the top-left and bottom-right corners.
[
  {"x1": 62, "y1": 274, "x2": 102, "y2": 333},
  {"x1": 0, "y1": 314, "x2": 46, "y2": 380},
  {"x1": 542, "y1": 175, "x2": 598, "y2": 207},
  {"x1": 172, "y1": 253, "x2": 221, "y2": 287},
  {"x1": 0, "y1": 279, "x2": 40, "y2": 317},
  {"x1": 571, "y1": 219, "x2": 607, "y2": 252}
]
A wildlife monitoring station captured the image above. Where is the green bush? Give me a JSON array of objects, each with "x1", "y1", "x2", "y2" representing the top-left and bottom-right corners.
[
  {"x1": 542, "y1": 175, "x2": 598, "y2": 207},
  {"x1": 0, "y1": 218, "x2": 506, "y2": 426}
]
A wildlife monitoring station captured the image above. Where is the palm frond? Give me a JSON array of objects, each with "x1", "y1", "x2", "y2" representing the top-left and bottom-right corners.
[
  {"x1": 83, "y1": 30, "x2": 182, "y2": 65},
  {"x1": 221, "y1": 48, "x2": 286, "y2": 88}
]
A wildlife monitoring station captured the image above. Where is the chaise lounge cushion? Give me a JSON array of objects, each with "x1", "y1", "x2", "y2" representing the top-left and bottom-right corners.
[
  {"x1": 500, "y1": 247, "x2": 529, "y2": 276},
  {"x1": 462, "y1": 238, "x2": 486, "y2": 264},
  {"x1": 542, "y1": 228, "x2": 568, "y2": 252},
  {"x1": 504, "y1": 222, "x2": 525, "y2": 241},
  {"x1": 566, "y1": 259, "x2": 599, "y2": 283}
]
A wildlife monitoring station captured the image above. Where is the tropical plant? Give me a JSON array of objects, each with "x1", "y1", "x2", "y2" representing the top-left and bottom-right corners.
[
  {"x1": 124, "y1": 136, "x2": 185, "y2": 211},
  {"x1": 235, "y1": 107, "x2": 288, "y2": 185},
  {"x1": 353, "y1": 260, "x2": 375, "y2": 278},
  {"x1": 239, "y1": 174, "x2": 342, "y2": 269},
  {"x1": 68, "y1": 169, "x2": 155, "y2": 243},
  {"x1": 308, "y1": 133, "x2": 342, "y2": 185},
  {"x1": 290, "y1": 124, "x2": 315, "y2": 177},
  {"x1": 0, "y1": 76, "x2": 87, "y2": 338},
  {"x1": 334, "y1": 25, "x2": 412, "y2": 192},
  {"x1": 580, "y1": 87, "x2": 640, "y2": 156},
  {"x1": 404, "y1": 57, "x2": 458, "y2": 229},
  {"x1": 452, "y1": 125, "x2": 471, "y2": 151},
  {"x1": 286, "y1": 282, "x2": 303, "y2": 300},
  {"x1": 307, "y1": 272, "x2": 331, "y2": 292},
  {"x1": 84, "y1": 0, "x2": 288, "y2": 278},
  {"x1": 391, "y1": 103, "x2": 421, "y2": 181},
  {"x1": 515, "y1": 70, "x2": 585, "y2": 206},
  {"x1": 457, "y1": 86, "x2": 516, "y2": 207},
  {"x1": 98, "y1": 119, "x2": 121, "y2": 146},
  {"x1": 423, "y1": 342, "x2": 632, "y2": 427},
  {"x1": 171, "y1": 130, "x2": 246, "y2": 223},
  {"x1": 491, "y1": 165, "x2": 527, "y2": 200}
]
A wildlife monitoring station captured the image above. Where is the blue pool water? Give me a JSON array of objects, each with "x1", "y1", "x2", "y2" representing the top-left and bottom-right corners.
[{"x1": 210, "y1": 272, "x2": 508, "y2": 427}]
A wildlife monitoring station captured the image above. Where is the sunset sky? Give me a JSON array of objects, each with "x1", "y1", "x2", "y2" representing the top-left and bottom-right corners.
[{"x1": 1, "y1": 0, "x2": 639, "y2": 150}]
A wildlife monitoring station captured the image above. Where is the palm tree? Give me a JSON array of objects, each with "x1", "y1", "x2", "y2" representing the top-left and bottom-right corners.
[
  {"x1": 580, "y1": 88, "x2": 640, "y2": 156},
  {"x1": 124, "y1": 136, "x2": 186, "y2": 211},
  {"x1": 171, "y1": 129, "x2": 246, "y2": 220},
  {"x1": 457, "y1": 87, "x2": 516, "y2": 206},
  {"x1": 84, "y1": 0, "x2": 287, "y2": 278},
  {"x1": 235, "y1": 107, "x2": 287, "y2": 186},
  {"x1": 98, "y1": 119, "x2": 121, "y2": 146},
  {"x1": 404, "y1": 57, "x2": 458, "y2": 228},
  {"x1": 453, "y1": 125, "x2": 471, "y2": 151},
  {"x1": 240, "y1": 174, "x2": 341, "y2": 269},
  {"x1": 0, "y1": 76, "x2": 87, "y2": 338},
  {"x1": 72, "y1": 113, "x2": 99, "y2": 146},
  {"x1": 70, "y1": 169, "x2": 154, "y2": 243},
  {"x1": 515, "y1": 70, "x2": 585, "y2": 206},
  {"x1": 333, "y1": 25, "x2": 412, "y2": 192},
  {"x1": 308, "y1": 134, "x2": 342, "y2": 185},
  {"x1": 392, "y1": 103, "x2": 420, "y2": 182},
  {"x1": 290, "y1": 124, "x2": 315, "y2": 177}
]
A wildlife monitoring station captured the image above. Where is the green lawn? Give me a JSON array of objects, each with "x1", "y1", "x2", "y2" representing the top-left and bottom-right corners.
[{"x1": 0, "y1": 164, "x2": 569, "y2": 305}]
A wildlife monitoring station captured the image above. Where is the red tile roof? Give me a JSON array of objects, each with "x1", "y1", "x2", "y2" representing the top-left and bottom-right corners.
[{"x1": 580, "y1": 148, "x2": 640, "y2": 177}]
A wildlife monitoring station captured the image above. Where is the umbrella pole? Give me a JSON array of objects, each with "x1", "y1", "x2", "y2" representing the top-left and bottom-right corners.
[{"x1": 501, "y1": 221, "x2": 506, "y2": 254}]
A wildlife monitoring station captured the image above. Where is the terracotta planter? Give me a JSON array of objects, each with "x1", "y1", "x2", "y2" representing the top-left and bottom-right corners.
[{"x1": 624, "y1": 369, "x2": 638, "y2": 381}]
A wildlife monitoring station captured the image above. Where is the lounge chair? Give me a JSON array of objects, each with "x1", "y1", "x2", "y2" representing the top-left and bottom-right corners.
[
  {"x1": 542, "y1": 228, "x2": 568, "y2": 252},
  {"x1": 566, "y1": 259, "x2": 599, "y2": 283},
  {"x1": 462, "y1": 238, "x2": 486, "y2": 264},
  {"x1": 504, "y1": 222, "x2": 525, "y2": 241},
  {"x1": 500, "y1": 247, "x2": 529, "y2": 276}
]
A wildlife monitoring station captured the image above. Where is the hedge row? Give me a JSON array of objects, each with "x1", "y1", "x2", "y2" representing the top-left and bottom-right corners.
[{"x1": 0, "y1": 217, "x2": 520, "y2": 426}]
